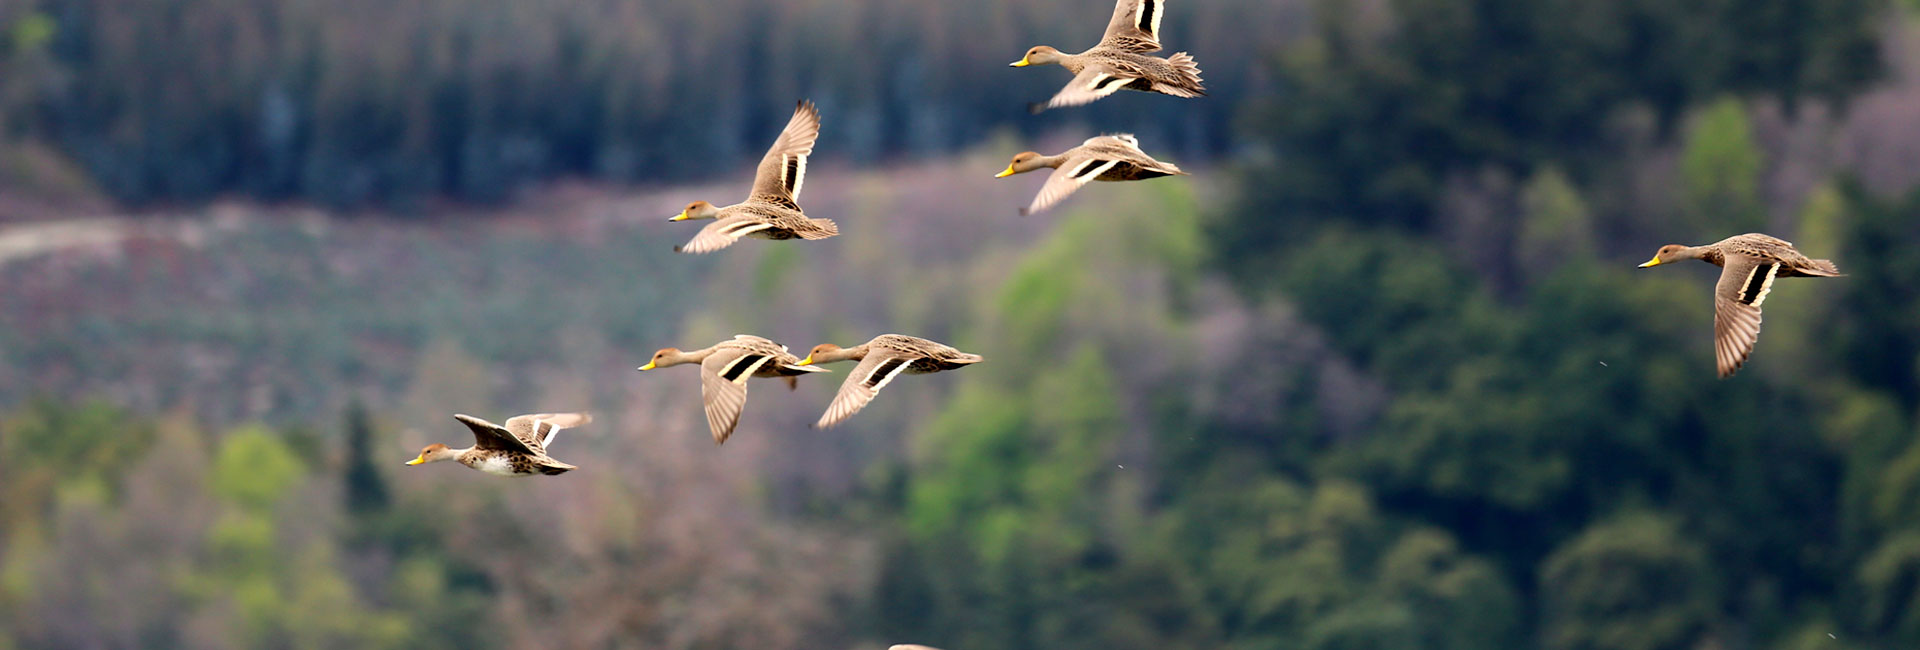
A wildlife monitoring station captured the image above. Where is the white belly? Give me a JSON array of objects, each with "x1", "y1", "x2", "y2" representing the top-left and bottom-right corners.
[{"x1": 473, "y1": 455, "x2": 520, "y2": 476}]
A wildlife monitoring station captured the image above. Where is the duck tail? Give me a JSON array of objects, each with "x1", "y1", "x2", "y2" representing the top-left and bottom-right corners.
[
  {"x1": 1162, "y1": 52, "x2": 1206, "y2": 97},
  {"x1": 1804, "y1": 258, "x2": 1843, "y2": 276},
  {"x1": 800, "y1": 218, "x2": 839, "y2": 239},
  {"x1": 952, "y1": 353, "x2": 985, "y2": 365}
]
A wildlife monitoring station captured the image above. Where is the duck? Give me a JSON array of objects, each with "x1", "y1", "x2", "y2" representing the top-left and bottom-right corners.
[
  {"x1": 994, "y1": 134, "x2": 1186, "y2": 215},
  {"x1": 638, "y1": 335, "x2": 829, "y2": 443},
  {"x1": 405, "y1": 412, "x2": 593, "y2": 476},
  {"x1": 889, "y1": 646, "x2": 945, "y2": 650},
  {"x1": 1009, "y1": 0, "x2": 1204, "y2": 113},
  {"x1": 799, "y1": 334, "x2": 984, "y2": 429},
  {"x1": 669, "y1": 100, "x2": 839, "y2": 253},
  {"x1": 1637, "y1": 233, "x2": 1842, "y2": 378}
]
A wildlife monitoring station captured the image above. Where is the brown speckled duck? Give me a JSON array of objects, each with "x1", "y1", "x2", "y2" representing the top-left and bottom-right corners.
[
  {"x1": 1637, "y1": 233, "x2": 1842, "y2": 378},
  {"x1": 995, "y1": 133, "x2": 1185, "y2": 215},
  {"x1": 638, "y1": 335, "x2": 829, "y2": 443},
  {"x1": 799, "y1": 334, "x2": 983, "y2": 429},
  {"x1": 1009, "y1": 0, "x2": 1204, "y2": 113},
  {"x1": 406, "y1": 413, "x2": 592, "y2": 477},
  {"x1": 668, "y1": 100, "x2": 839, "y2": 253}
]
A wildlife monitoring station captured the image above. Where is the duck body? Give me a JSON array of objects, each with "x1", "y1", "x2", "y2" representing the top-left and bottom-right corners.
[
  {"x1": 1638, "y1": 233, "x2": 1841, "y2": 378},
  {"x1": 801, "y1": 334, "x2": 984, "y2": 429}
]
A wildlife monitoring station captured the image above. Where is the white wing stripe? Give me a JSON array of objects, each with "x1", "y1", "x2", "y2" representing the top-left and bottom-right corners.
[{"x1": 723, "y1": 222, "x2": 776, "y2": 238}]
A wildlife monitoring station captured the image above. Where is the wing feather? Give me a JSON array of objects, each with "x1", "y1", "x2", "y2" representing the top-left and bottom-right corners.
[
  {"x1": 1100, "y1": 0, "x2": 1165, "y2": 53},
  {"x1": 455, "y1": 414, "x2": 539, "y2": 455},
  {"x1": 1712, "y1": 255, "x2": 1772, "y2": 378},
  {"x1": 749, "y1": 101, "x2": 821, "y2": 208},
  {"x1": 1036, "y1": 64, "x2": 1136, "y2": 113},
  {"x1": 1023, "y1": 155, "x2": 1120, "y2": 215},
  {"x1": 505, "y1": 412, "x2": 592, "y2": 451},
  {"x1": 816, "y1": 355, "x2": 914, "y2": 429},
  {"x1": 699, "y1": 347, "x2": 774, "y2": 444}
]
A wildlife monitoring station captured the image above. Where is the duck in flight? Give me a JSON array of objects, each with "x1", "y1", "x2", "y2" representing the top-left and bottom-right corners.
[
  {"x1": 799, "y1": 335, "x2": 983, "y2": 429},
  {"x1": 669, "y1": 100, "x2": 839, "y2": 253},
  {"x1": 1637, "y1": 233, "x2": 1841, "y2": 378},
  {"x1": 1009, "y1": 0, "x2": 1205, "y2": 113},
  {"x1": 994, "y1": 134, "x2": 1185, "y2": 215},
  {"x1": 405, "y1": 413, "x2": 593, "y2": 476}
]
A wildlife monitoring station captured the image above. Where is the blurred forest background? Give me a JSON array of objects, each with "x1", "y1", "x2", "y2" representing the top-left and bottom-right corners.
[{"x1": 4, "y1": 0, "x2": 1920, "y2": 648}]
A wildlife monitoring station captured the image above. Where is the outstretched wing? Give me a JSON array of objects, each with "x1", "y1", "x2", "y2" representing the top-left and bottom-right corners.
[
  {"x1": 1023, "y1": 153, "x2": 1121, "y2": 215},
  {"x1": 817, "y1": 354, "x2": 915, "y2": 429},
  {"x1": 1100, "y1": 0, "x2": 1165, "y2": 53},
  {"x1": 504, "y1": 412, "x2": 592, "y2": 452},
  {"x1": 454, "y1": 414, "x2": 539, "y2": 455},
  {"x1": 676, "y1": 215, "x2": 774, "y2": 254},
  {"x1": 1036, "y1": 64, "x2": 1136, "y2": 113},
  {"x1": 698, "y1": 346, "x2": 777, "y2": 444},
  {"x1": 748, "y1": 100, "x2": 821, "y2": 209},
  {"x1": 1711, "y1": 254, "x2": 1777, "y2": 378}
]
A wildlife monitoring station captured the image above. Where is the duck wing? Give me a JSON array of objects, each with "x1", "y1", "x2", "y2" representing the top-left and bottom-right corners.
[
  {"x1": 748, "y1": 100, "x2": 821, "y2": 210},
  {"x1": 1100, "y1": 0, "x2": 1166, "y2": 53},
  {"x1": 1033, "y1": 62, "x2": 1141, "y2": 114},
  {"x1": 504, "y1": 412, "x2": 592, "y2": 452},
  {"x1": 455, "y1": 414, "x2": 540, "y2": 455},
  {"x1": 1023, "y1": 151, "x2": 1121, "y2": 215},
  {"x1": 1711, "y1": 254, "x2": 1779, "y2": 378},
  {"x1": 698, "y1": 344, "x2": 778, "y2": 444},
  {"x1": 817, "y1": 352, "x2": 917, "y2": 429}
]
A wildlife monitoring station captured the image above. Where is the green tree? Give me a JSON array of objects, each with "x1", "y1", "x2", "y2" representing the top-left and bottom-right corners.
[
  {"x1": 342, "y1": 400, "x2": 390, "y2": 516},
  {"x1": 1540, "y1": 511, "x2": 1718, "y2": 650},
  {"x1": 1679, "y1": 98, "x2": 1766, "y2": 235}
]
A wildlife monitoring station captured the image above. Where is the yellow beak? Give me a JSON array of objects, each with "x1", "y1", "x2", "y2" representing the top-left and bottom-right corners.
[
  {"x1": 797, "y1": 355, "x2": 814, "y2": 366},
  {"x1": 638, "y1": 361, "x2": 657, "y2": 371},
  {"x1": 1009, "y1": 57, "x2": 1030, "y2": 67},
  {"x1": 1638, "y1": 255, "x2": 1663, "y2": 268},
  {"x1": 668, "y1": 211, "x2": 688, "y2": 222},
  {"x1": 405, "y1": 455, "x2": 426, "y2": 466},
  {"x1": 995, "y1": 164, "x2": 1016, "y2": 178}
]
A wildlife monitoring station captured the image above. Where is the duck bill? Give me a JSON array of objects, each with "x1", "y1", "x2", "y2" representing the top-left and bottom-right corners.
[
  {"x1": 405, "y1": 455, "x2": 426, "y2": 466},
  {"x1": 1009, "y1": 57, "x2": 1031, "y2": 67},
  {"x1": 797, "y1": 355, "x2": 814, "y2": 366},
  {"x1": 1637, "y1": 256, "x2": 1662, "y2": 268},
  {"x1": 994, "y1": 164, "x2": 1016, "y2": 178},
  {"x1": 638, "y1": 361, "x2": 657, "y2": 371},
  {"x1": 668, "y1": 211, "x2": 689, "y2": 222}
]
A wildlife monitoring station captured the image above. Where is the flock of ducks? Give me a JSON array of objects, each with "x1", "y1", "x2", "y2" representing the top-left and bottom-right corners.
[
  {"x1": 400, "y1": 4, "x2": 1843, "y2": 644},
  {"x1": 407, "y1": 0, "x2": 1206, "y2": 476}
]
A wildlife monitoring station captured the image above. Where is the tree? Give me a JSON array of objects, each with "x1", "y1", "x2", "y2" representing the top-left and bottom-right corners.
[{"x1": 342, "y1": 399, "x2": 389, "y2": 516}]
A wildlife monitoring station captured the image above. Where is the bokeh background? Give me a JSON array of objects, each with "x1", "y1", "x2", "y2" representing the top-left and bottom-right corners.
[{"x1": 2, "y1": 0, "x2": 1919, "y2": 648}]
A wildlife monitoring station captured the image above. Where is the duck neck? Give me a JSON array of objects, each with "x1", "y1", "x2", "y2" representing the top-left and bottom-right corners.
[
  {"x1": 817, "y1": 344, "x2": 869, "y2": 365},
  {"x1": 1039, "y1": 153, "x2": 1071, "y2": 170},
  {"x1": 669, "y1": 347, "x2": 719, "y2": 367}
]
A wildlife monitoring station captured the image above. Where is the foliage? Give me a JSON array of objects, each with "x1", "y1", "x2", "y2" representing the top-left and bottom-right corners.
[
  {"x1": 1679, "y1": 97, "x2": 1766, "y2": 236},
  {"x1": 0, "y1": 0, "x2": 1288, "y2": 207}
]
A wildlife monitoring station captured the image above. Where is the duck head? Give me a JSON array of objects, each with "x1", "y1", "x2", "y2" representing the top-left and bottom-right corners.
[
  {"x1": 1010, "y1": 46, "x2": 1065, "y2": 67},
  {"x1": 1638, "y1": 244, "x2": 1699, "y2": 268},
  {"x1": 669, "y1": 201, "x2": 721, "y2": 222},
  {"x1": 638, "y1": 347, "x2": 696, "y2": 371},
  {"x1": 406, "y1": 443, "x2": 457, "y2": 466},
  {"x1": 996, "y1": 151, "x2": 1053, "y2": 178}
]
